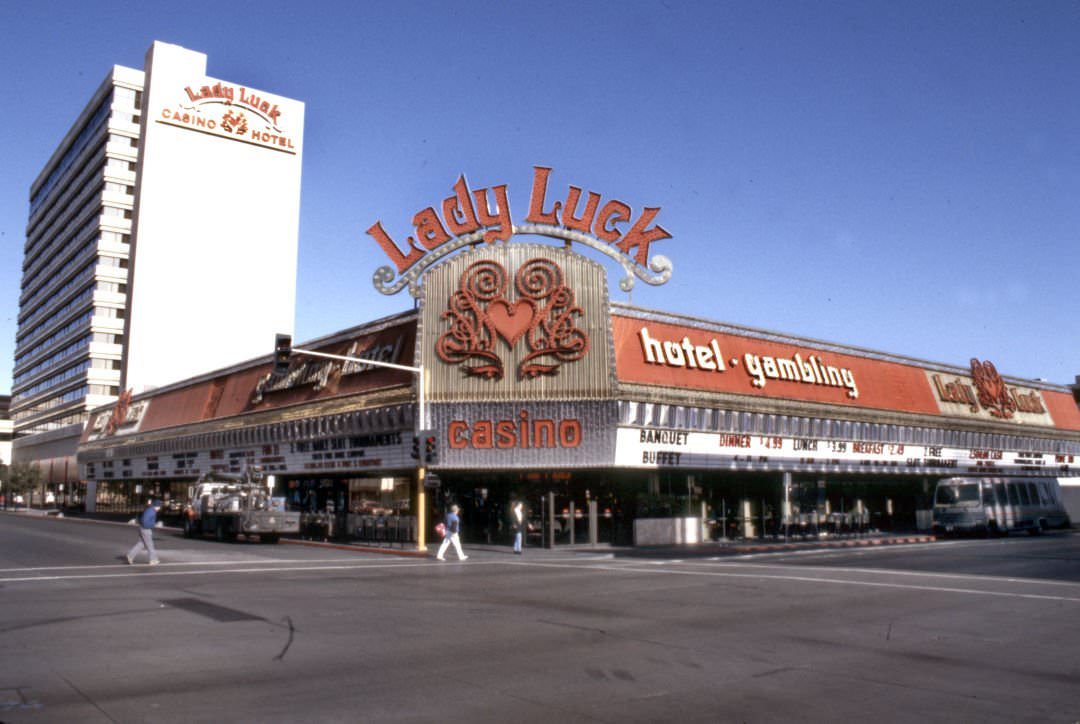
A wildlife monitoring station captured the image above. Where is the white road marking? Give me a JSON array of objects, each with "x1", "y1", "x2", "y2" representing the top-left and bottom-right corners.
[
  {"x1": 671, "y1": 559, "x2": 1080, "y2": 589},
  {"x1": 5, "y1": 546, "x2": 1079, "y2": 606},
  {"x1": 0, "y1": 557, "x2": 380, "y2": 573},
  {"x1": 498, "y1": 559, "x2": 1080, "y2": 604},
  {"x1": 0, "y1": 559, "x2": 450, "y2": 583}
]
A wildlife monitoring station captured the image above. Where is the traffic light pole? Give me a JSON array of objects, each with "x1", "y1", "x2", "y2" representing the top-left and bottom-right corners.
[{"x1": 287, "y1": 346, "x2": 429, "y2": 552}]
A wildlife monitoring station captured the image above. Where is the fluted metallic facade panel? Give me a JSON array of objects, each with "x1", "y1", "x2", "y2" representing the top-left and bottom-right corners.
[{"x1": 420, "y1": 244, "x2": 615, "y2": 403}]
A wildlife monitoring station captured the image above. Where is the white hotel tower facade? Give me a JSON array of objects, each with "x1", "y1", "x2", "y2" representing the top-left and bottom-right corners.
[{"x1": 12, "y1": 42, "x2": 304, "y2": 487}]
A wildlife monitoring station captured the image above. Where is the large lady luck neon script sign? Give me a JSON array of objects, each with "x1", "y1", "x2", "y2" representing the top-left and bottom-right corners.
[{"x1": 367, "y1": 166, "x2": 673, "y2": 296}]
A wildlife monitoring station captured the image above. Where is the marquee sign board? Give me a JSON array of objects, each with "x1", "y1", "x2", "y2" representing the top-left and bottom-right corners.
[
  {"x1": 83, "y1": 428, "x2": 414, "y2": 482},
  {"x1": 616, "y1": 427, "x2": 1077, "y2": 476}
]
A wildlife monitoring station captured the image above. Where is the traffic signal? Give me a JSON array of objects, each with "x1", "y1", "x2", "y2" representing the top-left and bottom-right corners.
[
  {"x1": 411, "y1": 435, "x2": 420, "y2": 460},
  {"x1": 424, "y1": 432, "x2": 439, "y2": 465},
  {"x1": 273, "y1": 333, "x2": 292, "y2": 375}
]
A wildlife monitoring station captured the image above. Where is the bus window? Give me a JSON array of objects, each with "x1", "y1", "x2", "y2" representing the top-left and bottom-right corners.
[
  {"x1": 994, "y1": 483, "x2": 1006, "y2": 506},
  {"x1": 1017, "y1": 484, "x2": 1031, "y2": 506},
  {"x1": 935, "y1": 482, "x2": 980, "y2": 505},
  {"x1": 1026, "y1": 483, "x2": 1039, "y2": 505},
  {"x1": 1041, "y1": 482, "x2": 1057, "y2": 505},
  {"x1": 1007, "y1": 483, "x2": 1021, "y2": 506},
  {"x1": 981, "y1": 482, "x2": 997, "y2": 505}
]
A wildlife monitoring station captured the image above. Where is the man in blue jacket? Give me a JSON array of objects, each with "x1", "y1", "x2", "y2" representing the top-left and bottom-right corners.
[{"x1": 127, "y1": 499, "x2": 163, "y2": 565}]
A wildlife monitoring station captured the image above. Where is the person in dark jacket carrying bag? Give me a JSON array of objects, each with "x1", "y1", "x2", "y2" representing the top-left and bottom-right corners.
[
  {"x1": 127, "y1": 499, "x2": 162, "y2": 566},
  {"x1": 436, "y1": 504, "x2": 468, "y2": 561}
]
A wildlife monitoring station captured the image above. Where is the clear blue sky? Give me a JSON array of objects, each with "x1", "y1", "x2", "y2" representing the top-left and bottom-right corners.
[{"x1": 2, "y1": 0, "x2": 1078, "y2": 396}]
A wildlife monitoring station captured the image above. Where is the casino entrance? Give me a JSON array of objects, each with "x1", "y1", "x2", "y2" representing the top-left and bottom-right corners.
[
  {"x1": 428, "y1": 470, "x2": 638, "y2": 547},
  {"x1": 670, "y1": 470, "x2": 931, "y2": 541},
  {"x1": 427, "y1": 468, "x2": 932, "y2": 548}
]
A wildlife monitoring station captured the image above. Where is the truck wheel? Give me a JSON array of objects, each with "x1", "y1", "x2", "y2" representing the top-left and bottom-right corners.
[
  {"x1": 216, "y1": 524, "x2": 227, "y2": 542},
  {"x1": 183, "y1": 518, "x2": 194, "y2": 538},
  {"x1": 261, "y1": 534, "x2": 280, "y2": 544}
]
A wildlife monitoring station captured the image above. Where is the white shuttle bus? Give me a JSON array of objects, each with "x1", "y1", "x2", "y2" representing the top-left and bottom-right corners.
[{"x1": 932, "y1": 477, "x2": 1071, "y2": 536}]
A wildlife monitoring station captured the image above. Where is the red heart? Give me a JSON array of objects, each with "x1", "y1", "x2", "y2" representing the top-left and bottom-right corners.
[{"x1": 487, "y1": 299, "x2": 535, "y2": 348}]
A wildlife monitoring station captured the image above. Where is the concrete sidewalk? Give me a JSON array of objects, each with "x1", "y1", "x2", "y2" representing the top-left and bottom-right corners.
[
  {"x1": 0, "y1": 506, "x2": 62, "y2": 517},
  {"x1": 285, "y1": 530, "x2": 939, "y2": 560}
]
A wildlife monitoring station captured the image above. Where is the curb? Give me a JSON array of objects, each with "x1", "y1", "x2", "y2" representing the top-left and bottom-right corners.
[
  {"x1": 619, "y1": 534, "x2": 939, "y2": 558},
  {"x1": 716, "y1": 535, "x2": 937, "y2": 555},
  {"x1": 282, "y1": 538, "x2": 429, "y2": 558}
]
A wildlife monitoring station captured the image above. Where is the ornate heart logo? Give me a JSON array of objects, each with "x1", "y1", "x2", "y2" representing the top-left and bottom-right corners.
[
  {"x1": 487, "y1": 299, "x2": 535, "y2": 348},
  {"x1": 436, "y1": 258, "x2": 589, "y2": 380}
]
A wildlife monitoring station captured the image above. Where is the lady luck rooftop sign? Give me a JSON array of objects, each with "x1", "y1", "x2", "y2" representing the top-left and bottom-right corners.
[{"x1": 366, "y1": 166, "x2": 673, "y2": 297}]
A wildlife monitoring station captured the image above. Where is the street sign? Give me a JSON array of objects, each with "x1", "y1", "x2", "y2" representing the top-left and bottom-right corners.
[{"x1": 423, "y1": 473, "x2": 441, "y2": 489}]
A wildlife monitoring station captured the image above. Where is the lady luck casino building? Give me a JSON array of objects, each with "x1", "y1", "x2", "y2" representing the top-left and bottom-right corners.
[{"x1": 76, "y1": 168, "x2": 1080, "y2": 549}]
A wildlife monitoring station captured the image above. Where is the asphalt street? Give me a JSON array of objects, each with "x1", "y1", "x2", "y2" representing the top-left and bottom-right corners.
[{"x1": 1, "y1": 513, "x2": 1078, "y2": 723}]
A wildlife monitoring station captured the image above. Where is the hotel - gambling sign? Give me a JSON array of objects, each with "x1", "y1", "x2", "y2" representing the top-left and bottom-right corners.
[{"x1": 615, "y1": 315, "x2": 1066, "y2": 428}]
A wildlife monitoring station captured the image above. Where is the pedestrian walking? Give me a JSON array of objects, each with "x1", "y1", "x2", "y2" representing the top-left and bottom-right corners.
[
  {"x1": 511, "y1": 500, "x2": 526, "y2": 554},
  {"x1": 436, "y1": 504, "x2": 468, "y2": 561},
  {"x1": 127, "y1": 499, "x2": 162, "y2": 565}
]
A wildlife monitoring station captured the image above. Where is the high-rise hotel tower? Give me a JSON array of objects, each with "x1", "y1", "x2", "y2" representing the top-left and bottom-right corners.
[{"x1": 12, "y1": 42, "x2": 304, "y2": 487}]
